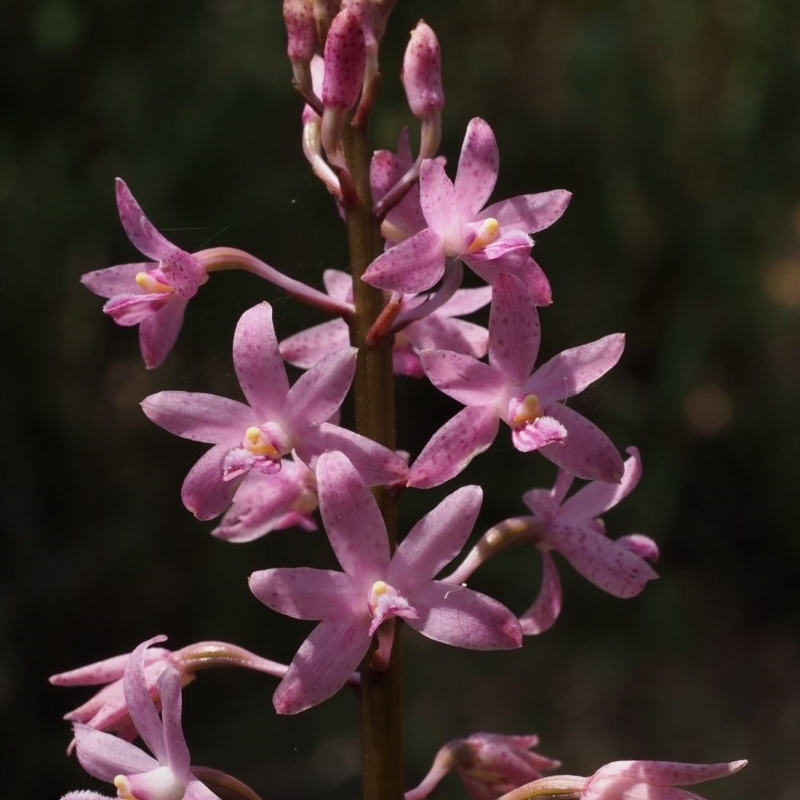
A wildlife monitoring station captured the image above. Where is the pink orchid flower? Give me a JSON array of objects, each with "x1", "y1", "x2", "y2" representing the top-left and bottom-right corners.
[
  {"x1": 408, "y1": 273, "x2": 625, "y2": 489},
  {"x1": 141, "y1": 302, "x2": 407, "y2": 520},
  {"x1": 362, "y1": 117, "x2": 568, "y2": 302},
  {"x1": 81, "y1": 178, "x2": 210, "y2": 368},
  {"x1": 444, "y1": 448, "x2": 659, "y2": 635},
  {"x1": 406, "y1": 732, "x2": 560, "y2": 800},
  {"x1": 65, "y1": 636, "x2": 223, "y2": 800},
  {"x1": 248, "y1": 451, "x2": 522, "y2": 715},
  {"x1": 280, "y1": 268, "x2": 491, "y2": 377}
]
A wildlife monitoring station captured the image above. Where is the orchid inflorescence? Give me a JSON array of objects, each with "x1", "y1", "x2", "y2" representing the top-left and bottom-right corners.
[{"x1": 53, "y1": 4, "x2": 746, "y2": 800}]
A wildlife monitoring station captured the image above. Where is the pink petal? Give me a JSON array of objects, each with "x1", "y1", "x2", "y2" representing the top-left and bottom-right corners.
[
  {"x1": 181, "y1": 444, "x2": 242, "y2": 520},
  {"x1": 408, "y1": 581, "x2": 522, "y2": 649},
  {"x1": 408, "y1": 405, "x2": 500, "y2": 489},
  {"x1": 273, "y1": 618, "x2": 372, "y2": 714},
  {"x1": 104, "y1": 292, "x2": 171, "y2": 326},
  {"x1": 233, "y1": 303, "x2": 290, "y2": 417},
  {"x1": 284, "y1": 346, "x2": 357, "y2": 429},
  {"x1": 322, "y1": 268, "x2": 353, "y2": 302},
  {"x1": 406, "y1": 316, "x2": 488, "y2": 360},
  {"x1": 453, "y1": 118, "x2": 499, "y2": 217},
  {"x1": 420, "y1": 158, "x2": 460, "y2": 238},
  {"x1": 593, "y1": 760, "x2": 748, "y2": 787},
  {"x1": 73, "y1": 723, "x2": 158, "y2": 783},
  {"x1": 115, "y1": 178, "x2": 174, "y2": 260},
  {"x1": 315, "y1": 451, "x2": 391, "y2": 579},
  {"x1": 540, "y1": 404, "x2": 624, "y2": 482},
  {"x1": 141, "y1": 392, "x2": 254, "y2": 444},
  {"x1": 362, "y1": 227, "x2": 446, "y2": 293},
  {"x1": 248, "y1": 568, "x2": 363, "y2": 620},
  {"x1": 388, "y1": 485, "x2": 483, "y2": 591},
  {"x1": 303, "y1": 423, "x2": 409, "y2": 487},
  {"x1": 138, "y1": 299, "x2": 188, "y2": 369},
  {"x1": 617, "y1": 533, "x2": 660, "y2": 562},
  {"x1": 480, "y1": 189, "x2": 572, "y2": 233},
  {"x1": 544, "y1": 522, "x2": 657, "y2": 598},
  {"x1": 437, "y1": 284, "x2": 493, "y2": 316},
  {"x1": 420, "y1": 350, "x2": 506, "y2": 406},
  {"x1": 81, "y1": 262, "x2": 149, "y2": 298},
  {"x1": 488, "y1": 273, "x2": 541, "y2": 384},
  {"x1": 559, "y1": 447, "x2": 642, "y2": 521},
  {"x1": 466, "y1": 256, "x2": 553, "y2": 306},
  {"x1": 157, "y1": 668, "x2": 190, "y2": 777},
  {"x1": 528, "y1": 333, "x2": 625, "y2": 401},
  {"x1": 280, "y1": 319, "x2": 349, "y2": 368},
  {"x1": 519, "y1": 552, "x2": 562, "y2": 635},
  {"x1": 124, "y1": 637, "x2": 167, "y2": 761}
]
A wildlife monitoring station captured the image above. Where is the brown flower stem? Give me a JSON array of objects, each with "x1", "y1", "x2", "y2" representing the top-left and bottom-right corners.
[{"x1": 342, "y1": 117, "x2": 403, "y2": 800}]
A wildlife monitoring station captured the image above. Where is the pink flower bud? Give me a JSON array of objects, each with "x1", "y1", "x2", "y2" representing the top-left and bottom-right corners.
[
  {"x1": 401, "y1": 20, "x2": 444, "y2": 119},
  {"x1": 322, "y1": 8, "x2": 366, "y2": 110},
  {"x1": 283, "y1": 0, "x2": 316, "y2": 62}
]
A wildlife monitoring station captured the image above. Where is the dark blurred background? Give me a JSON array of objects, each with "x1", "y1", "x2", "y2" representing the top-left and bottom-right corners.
[{"x1": 2, "y1": 1, "x2": 799, "y2": 798}]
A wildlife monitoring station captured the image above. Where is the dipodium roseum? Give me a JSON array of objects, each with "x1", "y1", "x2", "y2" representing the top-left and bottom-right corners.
[
  {"x1": 141, "y1": 302, "x2": 407, "y2": 520},
  {"x1": 362, "y1": 117, "x2": 568, "y2": 302},
  {"x1": 248, "y1": 451, "x2": 522, "y2": 715},
  {"x1": 408, "y1": 272, "x2": 625, "y2": 489},
  {"x1": 81, "y1": 178, "x2": 210, "y2": 369}
]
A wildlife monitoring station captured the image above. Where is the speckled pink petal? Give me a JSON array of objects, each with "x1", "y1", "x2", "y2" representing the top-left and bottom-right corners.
[
  {"x1": 115, "y1": 178, "x2": 174, "y2": 261},
  {"x1": 419, "y1": 158, "x2": 460, "y2": 238},
  {"x1": 314, "y1": 451, "x2": 391, "y2": 578},
  {"x1": 389, "y1": 485, "x2": 483, "y2": 590},
  {"x1": 406, "y1": 316, "x2": 488, "y2": 360},
  {"x1": 420, "y1": 349, "x2": 506, "y2": 406},
  {"x1": 138, "y1": 299, "x2": 188, "y2": 369},
  {"x1": 488, "y1": 273, "x2": 541, "y2": 384},
  {"x1": 181, "y1": 444, "x2": 242, "y2": 520},
  {"x1": 141, "y1": 391, "x2": 254, "y2": 444},
  {"x1": 539, "y1": 404, "x2": 624, "y2": 483},
  {"x1": 407, "y1": 581, "x2": 522, "y2": 649},
  {"x1": 280, "y1": 319, "x2": 350, "y2": 369},
  {"x1": 273, "y1": 617, "x2": 372, "y2": 715},
  {"x1": 544, "y1": 521, "x2": 657, "y2": 598},
  {"x1": 284, "y1": 346, "x2": 357, "y2": 429},
  {"x1": 559, "y1": 447, "x2": 642, "y2": 521},
  {"x1": 362, "y1": 227, "x2": 446, "y2": 293},
  {"x1": 480, "y1": 189, "x2": 572, "y2": 233},
  {"x1": 453, "y1": 118, "x2": 499, "y2": 218},
  {"x1": 81, "y1": 262, "x2": 149, "y2": 298},
  {"x1": 408, "y1": 405, "x2": 500, "y2": 489},
  {"x1": 527, "y1": 333, "x2": 625, "y2": 402},
  {"x1": 249, "y1": 568, "x2": 363, "y2": 621},
  {"x1": 233, "y1": 303, "x2": 290, "y2": 418},
  {"x1": 519, "y1": 551, "x2": 562, "y2": 635},
  {"x1": 73, "y1": 723, "x2": 158, "y2": 784}
]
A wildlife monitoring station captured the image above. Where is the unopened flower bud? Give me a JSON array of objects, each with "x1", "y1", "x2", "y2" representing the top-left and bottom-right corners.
[
  {"x1": 283, "y1": 0, "x2": 317, "y2": 96},
  {"x1": 322, "y1": 8, "x2": 365, "y2": 110},
  {"x1": 402, "y1": 20, "x2": 444, "y2": 119}
]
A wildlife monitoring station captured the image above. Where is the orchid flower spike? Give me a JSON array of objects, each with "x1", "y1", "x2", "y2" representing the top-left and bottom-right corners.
[
  {"x1": 363, "y1": 117, "x2": 569, "y2": 301},
  {"x1": 81, "y1": 179, "x2": 211, "y2": 368},
  {"x1": 249, "y1": 451, "x2": 522, "y2": 714}
]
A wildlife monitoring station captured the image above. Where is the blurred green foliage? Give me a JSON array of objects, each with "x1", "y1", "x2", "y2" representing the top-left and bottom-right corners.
[{"x1": 1, "y1": 1, "x2": 799, "y2": 799}]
